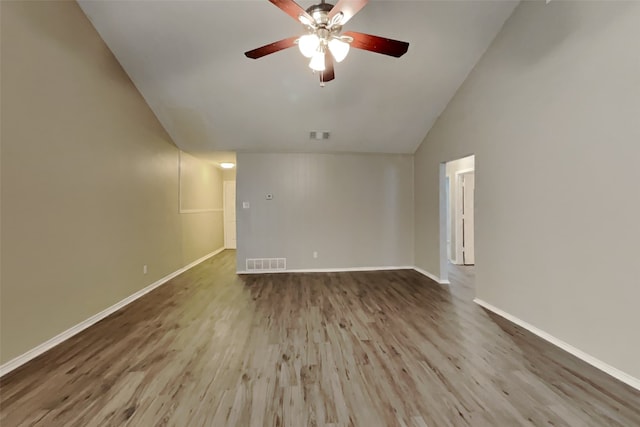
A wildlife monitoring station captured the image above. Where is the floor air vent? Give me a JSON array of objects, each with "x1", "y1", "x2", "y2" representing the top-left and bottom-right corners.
[{"x1": 246, "y1": 258, "x2": 286, "y2": 272}]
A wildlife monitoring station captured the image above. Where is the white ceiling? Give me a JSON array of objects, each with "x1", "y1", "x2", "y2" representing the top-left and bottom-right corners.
[{"x1": 78, "y1": 0, "x2": 518, "y2": 155}]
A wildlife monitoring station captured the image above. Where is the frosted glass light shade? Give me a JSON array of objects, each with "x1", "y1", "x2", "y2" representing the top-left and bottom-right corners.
[
  {"x1": 328, "y1": 38, "x2": 350, "y2": 62},
  {"x1": 298, "y1": 34, "x2": 320, "y2": 58},
  {"x1": 309, "y1": 50, "x2": 325, "y2": 71}
]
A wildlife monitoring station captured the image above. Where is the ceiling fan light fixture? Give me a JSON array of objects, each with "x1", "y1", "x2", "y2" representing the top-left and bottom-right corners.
[
  {"x1": 298, "y1": 34, "x2": 320, "y2": 58},
  {"x1": 244, "y1": 0, "x2": 410, "y2": 85},
  {"x1": 329, "y1": 11, "x2": 344, "y2": 28},
  {"x1": 328, "y1": 37, "x2": 350, "y2": 63},
  {"x1": 309, "y1": 49, "x2": 326, "y2": 71},
  {"x1": 298, "y1": 14, "x2": 315, "y2": 27}
]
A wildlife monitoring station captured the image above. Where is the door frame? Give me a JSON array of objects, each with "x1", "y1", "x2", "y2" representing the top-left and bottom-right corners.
[
  {"x1": 445, "y1": 176, "x2": 451, "y2": 263},
  {"x1": 223, "y1": 180, "x2": 236, "y2": 249},
  {"x1": 454, "y1": 168, "x2": 474, "y2": 265}
]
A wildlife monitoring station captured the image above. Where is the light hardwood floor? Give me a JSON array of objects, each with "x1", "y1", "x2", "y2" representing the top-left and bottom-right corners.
[{"x1": 1, "y1": 250, "x2": 639, "y2": 426}]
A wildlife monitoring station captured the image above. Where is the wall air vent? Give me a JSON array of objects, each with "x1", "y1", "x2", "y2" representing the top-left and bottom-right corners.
[
  {"x1": 310, "y1": 131, "x2": 330, "y2": 140},
  {"x1": 246, "y1": 258, "x2": 286, "y2": 272}
]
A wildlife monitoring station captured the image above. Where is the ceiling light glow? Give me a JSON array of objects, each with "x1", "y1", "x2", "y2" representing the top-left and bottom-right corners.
[
  {"x1": 328, "y1": 38, "x2": 350, "y2": 63},
  {"x1": 309, "y1": 49, "x2": 326, "y2": 71},
  {"x1": 298, "y1": 34, "x2": 320, "y2": 58},
  {"x1": 220, "y1": 162, "x2": 235, "y2": 169}
]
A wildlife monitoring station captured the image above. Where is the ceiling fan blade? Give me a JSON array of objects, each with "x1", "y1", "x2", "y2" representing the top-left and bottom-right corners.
[
  {"x1": 321, "y1": 51, "x2": 335, "y2": 83},
  {"x1": 244, "y1": 36, "x2": 298, "y2": 59},
  {"x1": 343, "y1": 31, "x2": 409, "y2": 58},
  {"x1": 327, "y1": 0, "x2": 369, "y2": 26},
  {"x1": 269, "y1": 0, "x2": 314, "y2": 24}
]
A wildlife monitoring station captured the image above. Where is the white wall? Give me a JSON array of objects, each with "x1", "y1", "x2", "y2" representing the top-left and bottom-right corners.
[
  {"x1": 414, "y1": 1, "x2": 640, "y2": 379},
  {"x1": 237, "y1": 152, "x2": 414, "y2": 270}
]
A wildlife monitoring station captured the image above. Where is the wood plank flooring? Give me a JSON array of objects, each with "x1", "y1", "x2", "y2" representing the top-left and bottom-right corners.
[{"x1": 1, "y1": 250, "x2": 639, "y2": 426}]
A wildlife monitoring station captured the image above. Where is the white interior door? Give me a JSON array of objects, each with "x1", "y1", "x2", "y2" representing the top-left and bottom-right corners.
[
  {"x1": 445, "y1": 176, "x2": 452, "y2": 262},
  {"x1": 223, "y1": 181, "x2": 236, "y2": 249},
  {"x1": 461, "y1": 172, "x2": 475, "y2": 265}
]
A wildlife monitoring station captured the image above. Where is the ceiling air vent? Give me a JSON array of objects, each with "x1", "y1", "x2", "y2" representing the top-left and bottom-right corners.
[{"x1": 310, "y1": 131, "x2": 330, "y2": 140}]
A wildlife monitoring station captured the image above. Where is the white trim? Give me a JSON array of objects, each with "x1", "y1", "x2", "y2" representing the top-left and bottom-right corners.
[
  {"x1": 413, "y1": 267, "x2": 451, "y2": 285},
  {"x1": 237, "y1": 264, "x2": 451, "y2": 285},
  {"x1": 223, "y1": 182, "x2": 229, "y2": 248},
  {"x1": 473, "y1": 298, "x2": 640, "y2": 391},
  {"x1": 0, "y1": 247, "x2": 225, "y2": 378},
  {"x1": 223, "y1": 180, "x2": 237, "y2": 249},
  {"x1": 454, "y1": 168, "x2": 474, "y2": 265},
  {"x1": 237, "y1": 265, "x2": 415, "y2": 274},
  {"x1": 180, "y1": 208, "x2": 223, "y2": 214},
  {"x1": 454, "y1": 167, "x2": 475, "y2": 176},
  {"x1": 438, "y1": 164, "x2": 450, "y2": 282},
  {"x1": 445, "y1": 175, "x2": 452, "y2": 266}
]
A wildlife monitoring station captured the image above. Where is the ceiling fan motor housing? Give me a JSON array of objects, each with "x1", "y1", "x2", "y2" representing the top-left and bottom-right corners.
[{"x1": 306, "y1": 2, "x2": 333, "y2": 26}]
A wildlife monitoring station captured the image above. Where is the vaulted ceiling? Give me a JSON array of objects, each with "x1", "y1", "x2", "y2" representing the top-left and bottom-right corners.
[{"x1": 78, "y1": 0, "x2": 518, "y2": 155}]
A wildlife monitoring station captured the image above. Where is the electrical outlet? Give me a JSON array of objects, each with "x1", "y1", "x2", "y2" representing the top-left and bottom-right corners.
[
  {"x1": 266, "y1": 194, "x2": 273, "y2": 200},
  {"x1": 313, "y1": 251, "x2": 318, "y2": 259},
  {"x1": 143, "y1": 265, "x2": 148, "y2": 274}
]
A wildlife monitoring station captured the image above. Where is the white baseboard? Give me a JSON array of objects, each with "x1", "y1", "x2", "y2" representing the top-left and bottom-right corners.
[
  {"x1": 0, "y1": 247, "x2": 225, "y2": 378},
  {"x1": 473, "y1": 298, "x2": 640, "y2": 391},
  {"x1": 237, "y1": 265, "x2": 415, "y2": 274},
  {"x1": 413, "y1": 267, "x2": 450, "y2": 285},
  {"x1": 237, "y1": 265, "x2": 451, "y2": 286}
]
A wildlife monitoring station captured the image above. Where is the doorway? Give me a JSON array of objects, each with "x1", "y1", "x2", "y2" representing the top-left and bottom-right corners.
[
  {"x1": 444, "y1": 155, "x2": 475, "y2": 266},
  {"x1": 441, "y1": 155, "x2": 476, "y2": 296}
]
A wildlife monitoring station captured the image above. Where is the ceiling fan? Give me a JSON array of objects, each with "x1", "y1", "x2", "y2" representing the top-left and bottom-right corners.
[{"x1": 244, "y1": 0, "x2": 410, "y2": 86}]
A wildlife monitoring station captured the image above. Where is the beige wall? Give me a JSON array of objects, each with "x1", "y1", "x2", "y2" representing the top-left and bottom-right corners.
[
  {"x1": 179, "y1": 152, "x2": 225, "y2": 264},
  {"x1": 0, "y1": 1, "x2": 222, "y2": 364},
  {"x1": 414, "y1": 1, "x2": 640, "y2": 378},
  {"x1": 179, "y1": 151, "x2": 223, "y2": 212},
  {"x1": 237, "y1": 153, "x2": 414, "y2": 270},
  {"x1": 222, "y1": 169, "x2": 236, "y2": 181}
]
